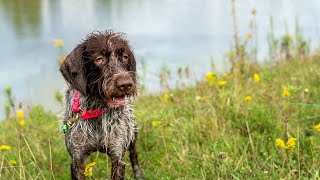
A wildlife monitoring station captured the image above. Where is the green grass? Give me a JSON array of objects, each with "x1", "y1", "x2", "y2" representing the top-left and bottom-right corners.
[{"x1": 0, "y1": 56, "x2": 319, "y2": 179}]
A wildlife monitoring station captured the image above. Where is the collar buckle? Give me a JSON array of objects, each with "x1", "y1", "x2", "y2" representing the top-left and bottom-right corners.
[{"x1": 62, "y1": 114, "x2": 80, "y2": 134}]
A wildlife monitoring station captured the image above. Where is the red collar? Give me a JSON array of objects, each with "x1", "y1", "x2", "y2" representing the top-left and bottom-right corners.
[{"x1": 72, "y1": 90, "x2": 104, "y2": 120}]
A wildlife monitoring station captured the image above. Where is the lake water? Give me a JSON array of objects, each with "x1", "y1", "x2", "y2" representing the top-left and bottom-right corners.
[{"x1": 0, "y1": 0, "x2": 320, "y2": 115}]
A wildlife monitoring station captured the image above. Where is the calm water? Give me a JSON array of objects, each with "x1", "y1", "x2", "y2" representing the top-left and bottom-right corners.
[{"x1": 0, "y1": 0, "x2": 320, "y2": 114}]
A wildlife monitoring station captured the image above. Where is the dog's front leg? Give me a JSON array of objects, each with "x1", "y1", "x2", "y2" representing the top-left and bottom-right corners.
[
  {"x1": 70, "y1": 153, "x2": 89, "y2": 180},
  {"x1": 110, "y1": 156, "x2": 125, "y2": 180},
  {"x1": 129, "y1": 134, "x2": 144, "y2": 180}
]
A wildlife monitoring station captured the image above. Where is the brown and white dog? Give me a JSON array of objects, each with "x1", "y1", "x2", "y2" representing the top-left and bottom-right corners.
[{"x1": 59, "y1": 30, "x2": 144, "y2": 180}]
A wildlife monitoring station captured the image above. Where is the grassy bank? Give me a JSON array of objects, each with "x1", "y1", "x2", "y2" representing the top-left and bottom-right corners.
[{"x1": 0, "y1": 55, "x2": 319, "y2": 179}]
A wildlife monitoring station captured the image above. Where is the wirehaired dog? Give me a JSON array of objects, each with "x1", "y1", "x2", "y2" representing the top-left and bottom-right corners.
[{"x1": 59, "y1": 30, "x2": 144, "y2": 180}]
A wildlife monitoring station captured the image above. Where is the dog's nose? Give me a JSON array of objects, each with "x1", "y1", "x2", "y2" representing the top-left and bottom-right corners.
[{"x1": 116, "y1": 78, "x2": 133, "y2": 91}]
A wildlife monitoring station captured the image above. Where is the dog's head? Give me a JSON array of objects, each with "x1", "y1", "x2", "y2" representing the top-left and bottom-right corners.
[{"x1": 60, "y1": 31, "x2": 137, "y2": 108}]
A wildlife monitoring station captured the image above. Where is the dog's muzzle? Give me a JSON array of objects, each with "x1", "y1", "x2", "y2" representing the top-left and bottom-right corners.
[{"x1": 104, "y1": 72, "x2": 136, "y2": 108}]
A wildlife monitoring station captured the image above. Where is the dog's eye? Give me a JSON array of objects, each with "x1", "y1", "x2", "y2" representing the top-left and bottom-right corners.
[
  {"x1": 95, "y1": 57, "x2": 104, "y2": 63},
  {"x1": 122, "y1": 54, "x2": 129, "y2": 63}
]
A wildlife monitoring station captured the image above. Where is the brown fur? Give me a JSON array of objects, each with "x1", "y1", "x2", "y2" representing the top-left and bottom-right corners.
[{"x1": 60, "y1": 30, "x2": 144, "y2": 180}]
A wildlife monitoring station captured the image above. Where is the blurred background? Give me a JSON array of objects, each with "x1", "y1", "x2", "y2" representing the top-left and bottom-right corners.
[{"x1": 0, "y1": 0, "x2": 320, "y2": 114}]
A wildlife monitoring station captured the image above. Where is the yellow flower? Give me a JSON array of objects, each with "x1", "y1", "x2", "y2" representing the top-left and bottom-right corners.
[
  {"x1": 246, "y1": 33, "x2": 252, "y2": 40},
  {"x1": 163, "y1": 93, "x2": 169, "y2": 104},
  {"x1": 9, "y1": 160, "x2": 16, "y2": 165},
  {"x1": 0, "y1": 145, "x2": 11, "y2": 151},
  {"x1": 195, "y1": 96, "x2": 208, "y2": 101},
  {"x1": 16, "y1": 109, "x2": 23, "y2": 119},
  {"x1": 244, "y1": 96, "x2": 252, "y2": 102},
  {"x1": 315, "y1": 123, "x2": 320, "y2": 132},
  {"x1": 223, "y1": 73, "x2": 228, "y2": 79},
  {"x1": 275, "y1": 138, "x2": 286, "y2": 149},
  {"x1": 253, "y1": 73, "x2": 260, "y2": 83},
  {"x1": 84, "y1": 162, "x2": 96, "y2": 177},
  {"x1": 276, "y1": 138, "x2": 297, "y2": 150},
  {"x1": 217, "y1": 80, "x2": 227, "y2": 87},
  {"x1": 152, "y1": 120, "x2": 161, "y2": 127},
  {"x1": 288, "y1": 35, "x2": 294, "y2": 41},
  {"x1": 58, "y1": 56, "x2": 66, "y2": 64},
  {"x1": 251, "y1": 8, "x2": 257, "y2": 15},
  {"x1": 206, "y1": 72, "x2": 216, "y2": 85},
  {"x1": 53, "y1": 39, "x2": 64, "y2": 47},
  {"x1": 286, "y1": 137, "x2": 297, "y2": 150},
  {"x1": 19, "y1": 120, "x2": 25, "y2": 127},
  {"x1": 282, "y1": 88, "x2": 290, "y2": 97}
]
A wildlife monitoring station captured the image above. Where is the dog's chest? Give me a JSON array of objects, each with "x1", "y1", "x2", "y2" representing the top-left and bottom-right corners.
[
  {"x1": 67, "y1": 107, "x2": 136, "y2": 149},
  {"x1": 63, "y1": 88, "x2": 136, "y2": 152}
]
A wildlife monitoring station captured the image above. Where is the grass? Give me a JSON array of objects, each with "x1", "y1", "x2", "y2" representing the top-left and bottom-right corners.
[
  {"x1": 135, "y1": 56, "x2": 320, "y2": 179},
  {"x1": 0, "y1": 55, "x2": 319, "y2": 179}
]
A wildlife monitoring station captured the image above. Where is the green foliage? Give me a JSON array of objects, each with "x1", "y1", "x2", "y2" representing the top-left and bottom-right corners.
[
  {"x1": 54, "y1": 91, "x2": 63, "y2": 105},
  {"x1": 159, "y1": 63, "x2": 171, "y2": 91},
  {"x1": 4, "y1": 86, "x2": 14, "y2": 119}
]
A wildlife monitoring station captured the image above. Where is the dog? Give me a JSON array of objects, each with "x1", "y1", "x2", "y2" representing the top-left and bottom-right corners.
[{"x1": 59, "y1": 30, "x2": 144, "y2": 180}]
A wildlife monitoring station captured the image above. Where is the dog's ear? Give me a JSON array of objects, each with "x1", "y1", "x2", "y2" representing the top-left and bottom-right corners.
[
  {"x1": 128, "y1": 51, "x2": 136, "y2": 72},
  {"x1": 60, "y1": 44, "x2": 87, "y2": 94}
]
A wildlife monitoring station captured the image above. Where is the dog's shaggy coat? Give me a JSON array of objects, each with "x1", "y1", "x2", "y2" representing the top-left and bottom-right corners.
[{"x1": 60, "y1": 31, "x2": 144, "y2": 180}]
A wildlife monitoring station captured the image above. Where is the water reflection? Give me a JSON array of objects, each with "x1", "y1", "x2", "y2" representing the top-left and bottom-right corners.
[{"x1": 0, "y1": 0, "x2": 42, "y2": 37}]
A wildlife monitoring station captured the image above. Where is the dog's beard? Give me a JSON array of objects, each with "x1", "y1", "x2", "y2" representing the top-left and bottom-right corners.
[{"x1": 102, "y1": 81, "x2": 137, "y2": 108}]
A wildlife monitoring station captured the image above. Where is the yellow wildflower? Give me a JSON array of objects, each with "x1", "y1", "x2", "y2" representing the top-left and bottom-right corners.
[
  {"x1": 275, "y1": 138, "x2": 286, "y2": 149},
  {"x1": 276, "y1": 138, "x2": 297, "y2": 150},
  {"x1": 9, "y1": 160, "x2": 16, "y2": 165},
  {"x1": 244, "y1": 96, "x2": 252, "y2": 102},
  {"x1": 246, "y1": 33, "x2": 252, "y2": 40},
  {"x1": 251, "y1": 8, "x2": 257, "y2": 15},
  {"x1": 288, "y1": 35, "x2": 294, "y2": 41},
  {"x1": 0, "y1": 145, "x2": 11, "y2": 151},
  {"x1": 315, "y1": 123, "x2": 320, "y2": 132},
  {"x1": 53, "y1": 39, "x2": 64, "y2": 47},
  {"x1": 217, "y1": 80, "x2": 227, "y2": 87},
  {"x1": 253, "y1": 73, "x2": 260, "y2": 83},
  {"x1": 58, "y1": 56, "x2": 66, "y2": 64},
  {"x1": 19, "y1": 120, "x2": 25, "y2": 127},
  {"x1": 16, "y1": 109, "x2": 23, "y2": 119},
  {"x1": 152, "y1": 120, "x2": 161, "y2": 127},
  {"x1": 206, "y1": 72, "x2": 216, "y2": 85},
  {"x1": 195, "y1": 96, "x2": 208, "y2": 101},
  {"x1": 163, "y1": 93, "x2": 169, "y2": 104},
  {"x1": 84, "y1": 162, "x2": 96, "y2": 177},
  {"x1": 282, "y1": 88, "x2": 290, "y2": 97},
  {"x1": 286, "y1": 137, "x2": 297, "y2": 150},
  {"x1": 223, "y1": 73, "x2": 228, "y2": 79}
]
